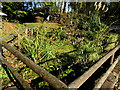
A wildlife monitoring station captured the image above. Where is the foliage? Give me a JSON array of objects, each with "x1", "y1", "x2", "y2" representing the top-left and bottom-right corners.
[
  {"x1": 2, "y1": 2, "x2": 120, "y2": 23},
  {"x1": 65, "y1": 3, "x2": 119, "y2": 65},
  {"x1": 14, "y1": 26, "x2": 76, "y2": 87},
  {"x1": 2, "y1": 2, "x2": 120, "y2": 89},
  {"x1": 35, "y1": 16, "x2": 44, "y2": 23},
  {"x1": 103, "y1": 2, "x2": 120, "y2": 25},
  {"x1": 20, "y1": 26, "x2": 68, "y2": 63},
  {"x1": 2, "y1": 2, "x2": 25, "y2": 23}
]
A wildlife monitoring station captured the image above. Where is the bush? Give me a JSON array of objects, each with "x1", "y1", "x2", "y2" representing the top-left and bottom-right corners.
[{"x1": 35, "y1": 16, "x2": 44, "y2": 23}]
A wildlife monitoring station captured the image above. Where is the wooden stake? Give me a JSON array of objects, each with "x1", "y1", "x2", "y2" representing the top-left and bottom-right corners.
[{"x1": 110, "y1": 53, "x2": 115, "y2": 64}]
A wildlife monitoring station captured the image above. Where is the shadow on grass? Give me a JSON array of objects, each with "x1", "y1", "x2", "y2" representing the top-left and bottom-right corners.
[
  {"x1": 3, "y1": 47, "x2": 119, "y2": 89},
  {"x1": 29, "y1": 49, "x2": 97, "y2": 89},
  {"x1": 29, "y1": 48, "x2": 119, "y2": 89}
]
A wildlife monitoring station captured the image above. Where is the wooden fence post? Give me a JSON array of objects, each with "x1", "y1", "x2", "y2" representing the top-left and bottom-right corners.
[{"x1": 110, "y1": 53, "x2": 115, "y2": 64}]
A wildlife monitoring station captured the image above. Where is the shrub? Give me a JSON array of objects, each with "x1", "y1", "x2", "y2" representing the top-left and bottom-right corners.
[{"x1": 35, "y1": 16, "x2": 44, "y2": 23}]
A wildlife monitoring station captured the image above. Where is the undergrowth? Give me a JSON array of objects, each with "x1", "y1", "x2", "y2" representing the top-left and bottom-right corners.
[{"x1": 2, "y1": 15, "x2": 119, "y2": 89}]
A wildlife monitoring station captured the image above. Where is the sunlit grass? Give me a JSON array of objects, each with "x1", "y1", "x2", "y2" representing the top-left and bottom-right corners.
[
  {"x1": 2, "y1": 22, "x2": 61, "y2": 38},
  {"x1": 24, "y1": 22, "x2": 60, "y2": 28},
  {"x1": 2, "y1": 22, "x2": 19, "y2": 37}
]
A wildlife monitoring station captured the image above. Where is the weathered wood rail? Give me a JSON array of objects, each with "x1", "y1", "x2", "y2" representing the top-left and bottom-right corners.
[
  {"x1": 1, "y1": 41, "x2": 68, "y2": 89},
  {"x1": 68, "y1": 45, "x2": 120, "y2": 88},
  {"x1": 94, "y1": 55, "x2": 120, "y2": 89},
  {"x1": 1, "y1": 28, "x2": 120, "y2": 89},
  {"x1": 0, "y1": 54, "x2": 32, "y2": 90}
]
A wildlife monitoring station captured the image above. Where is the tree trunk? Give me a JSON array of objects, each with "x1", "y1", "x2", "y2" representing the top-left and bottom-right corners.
[{"x1": 63, "y1": 2, "x2": 66, "y2": 13}]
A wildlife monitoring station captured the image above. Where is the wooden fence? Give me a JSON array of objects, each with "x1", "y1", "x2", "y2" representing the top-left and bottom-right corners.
[{"x1": 0, "y1": 27, "x2": 120, "y2": 89}]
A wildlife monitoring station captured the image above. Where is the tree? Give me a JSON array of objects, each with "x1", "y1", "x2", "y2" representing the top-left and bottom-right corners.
[{"x1": 2, "y1": 2, "x2": 27, "y2": 23}]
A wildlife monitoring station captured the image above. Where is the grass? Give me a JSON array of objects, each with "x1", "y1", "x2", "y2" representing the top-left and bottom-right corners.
[
  {"x1": 2, "y1": 21, "x2": 119, "y2": 89},
  {"x1": 1, "y1": 22, "x2": 62, "y2": 44},
  {"x1": 1, "y1": 22, "x2": 61, "y2": 38},
  {"x1": 24, "y1": 22, "x2": 61, "y2": 28},
  {"x1": 1, "y1": 22, "x2": 20, "y2": 37},
  {"x1": 1, "y1": 24, "x2": 76, "y2": 88},
  {"x1": 54, "y1": 44, "x2": 75, "y2": 54}
]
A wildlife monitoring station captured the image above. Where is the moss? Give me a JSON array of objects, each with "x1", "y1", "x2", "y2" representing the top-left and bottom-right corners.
[
  {"x1": 88, "y1": 52, "x2": 100, "y2": 61},
  {"x1": 54, "y1": 44, "x2": 75, "y2": 54},
  {"x1": 105, "y1": 43, "x2": 116, "y2": 51},
  {"x1": 107, "y1": 34, "x2": 118, "y2": 43}
]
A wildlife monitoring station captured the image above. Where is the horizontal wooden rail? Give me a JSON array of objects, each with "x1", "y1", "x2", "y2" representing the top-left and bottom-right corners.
[
  {"x1": 1, "y1": 41, "x2": 68, "y2": 89},
  {"x1": 68, "y1": 45, "x2": 120, "y2": 88},
  {"x1": 0, "y1": 55, "x2": 32, "y2": 90},
  {"x1": 3, "y1": 36, "x2": 25, "y2": 52},
  {"x1": 94, "y1": 55, "x2": 120, "y2": 89}
]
